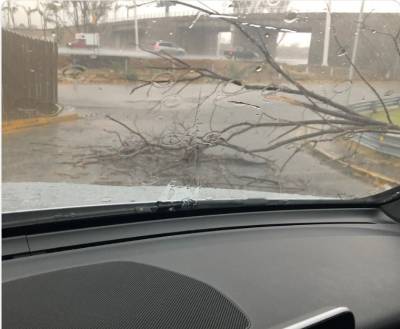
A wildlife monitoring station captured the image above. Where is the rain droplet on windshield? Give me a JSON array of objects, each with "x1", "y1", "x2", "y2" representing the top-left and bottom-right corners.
[
  {"x1": 163, "y1": 95, "x2": 182, "y2": 108},
  {"x1": 284, "y1": 11, "x2": 298, "y2": 24},
  {"x1": 261, "y1": 85, "x2": 280, "y2": 98},
  {"x1": 203, "y1": 132, "x2": 222, "y2": 145},
  {"x1": 162, "y1": 134, "x2": 182, "y2": 146},
  {"x1": 152, "y1": 72, "x2": 175, "y2": 88},
  {"x1": 267, "y1": 0, "x2": 282, "y2": 5},
  {"x1": 222, "y1": 80, "x2": 244, "y2": 95},
  {"x1": 280, "y1": 28, "x2": 296, "y2": 33},
  {"x1": 62, "y1": 64, "x2": 86, "y2": 79},
  {"x1": 188, "y1": 12, "x2": 202, "y2": 29},
  {"x1": 168, "y1": 180, "x2": 177, "y2": 188},
  {"x1": 336, "y1": 47, "x2": 347, "y2": 57},
  {"x1": 181, "y1": 197, "x2": 196, "y2": 208},
  {"x1": 333, "y1": 80, "x2": 352, "y2": 94}
]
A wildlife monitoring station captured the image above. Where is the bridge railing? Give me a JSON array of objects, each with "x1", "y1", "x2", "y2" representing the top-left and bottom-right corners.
[{"x1": 103, "y1": 10, "x2": 202, "y2": 24}]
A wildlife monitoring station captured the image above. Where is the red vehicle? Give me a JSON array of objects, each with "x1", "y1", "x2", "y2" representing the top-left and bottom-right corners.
[{"x1": 67, "y1": 39, "x2": 87, "y2": 48}]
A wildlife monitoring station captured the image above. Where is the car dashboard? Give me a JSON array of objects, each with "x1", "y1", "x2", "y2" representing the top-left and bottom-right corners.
[{"x1": 3, "y1": 205, "x2": 400, "y2": 329}]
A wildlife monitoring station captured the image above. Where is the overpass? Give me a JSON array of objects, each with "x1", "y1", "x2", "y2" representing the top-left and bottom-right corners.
[{"x1": 59, "y1": 11, "x2": 399, "y2": 76}]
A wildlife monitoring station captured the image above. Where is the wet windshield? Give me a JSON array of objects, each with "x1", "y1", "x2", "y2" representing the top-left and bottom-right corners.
[{"x1": 2, "y1": 0, "x2": 400, "y2": 212}]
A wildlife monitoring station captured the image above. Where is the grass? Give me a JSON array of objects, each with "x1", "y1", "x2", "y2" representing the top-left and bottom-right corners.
[{"x1": 368, "y1": 107, "x2": 400, "y2": 125}]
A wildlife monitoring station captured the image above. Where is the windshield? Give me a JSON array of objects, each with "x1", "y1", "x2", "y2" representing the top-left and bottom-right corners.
[{"x1": 2, "y1": 0, "x2": 400, "y2": 213}]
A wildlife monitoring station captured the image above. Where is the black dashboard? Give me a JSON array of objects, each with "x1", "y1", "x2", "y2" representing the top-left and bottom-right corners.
[{"x1": 3, "y1": 206, "x2": 400, "y2": 329}]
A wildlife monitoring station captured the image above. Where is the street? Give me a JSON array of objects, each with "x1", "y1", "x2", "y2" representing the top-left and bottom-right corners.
[{"x1": 3, "y1": 81, "x2": 398, "y2": 199}]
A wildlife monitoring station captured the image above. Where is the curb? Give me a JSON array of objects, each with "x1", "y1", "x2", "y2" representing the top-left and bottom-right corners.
[
  {"x1": 2, "y1": 112, "x2": 79, "y2": 134},
  {"x1": 313, "y1": 145, "x2": 400, "y2": 187}
]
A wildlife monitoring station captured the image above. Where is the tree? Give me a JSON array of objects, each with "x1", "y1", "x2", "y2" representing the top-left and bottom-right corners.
[
  {"x1": 230, "y1": 0, "x2": 289, "y2": 14},
  {"x1": 2, "y1": 1, "x2": 18, "y2": 28},
  {"x1": 113, "y1": 3, "x2": 123, "y2": 20},
  {"x1": 68, "y1": 1, "x2": 113, "y2": 31},
  {"x1": 22, "y1": 6, "x2": 39, "y2": 28}
]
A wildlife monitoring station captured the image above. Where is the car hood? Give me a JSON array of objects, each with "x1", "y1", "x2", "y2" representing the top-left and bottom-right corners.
[{"x1": 2, "y1": 182, "x2": 326, "y2": 213}]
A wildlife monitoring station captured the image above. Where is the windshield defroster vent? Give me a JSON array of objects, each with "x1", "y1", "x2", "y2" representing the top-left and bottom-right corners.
[{"x1": 3, "y1": 261, "x2": 250, "y2": 329}]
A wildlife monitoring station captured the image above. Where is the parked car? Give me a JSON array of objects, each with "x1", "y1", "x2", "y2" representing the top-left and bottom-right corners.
[
  {"x1": 151, "y1": 40, "x2": 186, "y2": 56},
  {"x1": 224, "y1": 47, "x2": 260, "y2": 60}
]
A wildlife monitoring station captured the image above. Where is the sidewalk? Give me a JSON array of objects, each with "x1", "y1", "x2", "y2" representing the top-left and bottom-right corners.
[
  {"x1": 2, "y1": 108, "x2": 79, "y2": 134},
  {"x1": 313, "y1": 139, "x2": 400, "y2": 188}
]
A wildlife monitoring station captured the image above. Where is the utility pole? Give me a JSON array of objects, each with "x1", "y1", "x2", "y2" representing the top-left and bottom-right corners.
[
  {"x1": 165, "y1": 3, "x2": 170, "y2": 17},
  {"x1": 133, "y1": 0, "x2": 139, "y2": 50},
  {"x1": 322, "y1": 0, "x2": 332, "y2": 66},
  {"x1": 348, "y1": 0, "x2": 365, "y2": 81}
]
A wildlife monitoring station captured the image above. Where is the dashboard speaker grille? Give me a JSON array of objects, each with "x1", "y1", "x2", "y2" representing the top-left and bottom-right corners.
[{"x1": 3, "y1": 261, "x2": 250, "y2": 329}]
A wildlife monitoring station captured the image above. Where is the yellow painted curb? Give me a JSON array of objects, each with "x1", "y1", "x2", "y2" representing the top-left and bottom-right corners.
[
  {"x1": 314, "y1": 146, "x2": 400, "y2": 187},
  {"x1": 2, "y1": 113, "x2": 79, "y2": 134}
]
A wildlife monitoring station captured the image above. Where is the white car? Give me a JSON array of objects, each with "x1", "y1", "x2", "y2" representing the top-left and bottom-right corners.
[{"x1": 151, "y1": 40, "x2": 186, "y2": 56}]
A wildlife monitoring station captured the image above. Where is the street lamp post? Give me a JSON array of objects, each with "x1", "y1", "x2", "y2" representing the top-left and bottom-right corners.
[
  {"x1": 346, "y1": 0, "x2": 366, "y2": 104},
  {"x1": 349, "y1": 0, "x2": 366, "y2": 81},
  {"x1": 322, "y1": 0, "x2": 332, "y2": 66},
  {"x1": 125, "y1": 2, "x2": 139, "y2": 50}
]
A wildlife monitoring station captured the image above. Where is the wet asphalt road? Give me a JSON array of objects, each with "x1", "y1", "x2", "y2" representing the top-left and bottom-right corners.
[{"x1": 3, "y1": 81, "x2": 398, "y2": 199}]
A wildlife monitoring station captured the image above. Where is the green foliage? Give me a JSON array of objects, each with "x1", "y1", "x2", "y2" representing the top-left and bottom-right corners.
[
  {"x1": 227, "y1": 62, "x2": 243, "y2": 80},
  {"x1": 126, "y1": 72, "x2": 138, "y2": 81},
  {"x1": 370, "y1": 107, "x2": 400, "y2": 125},
  {"x1": 227, "y1": 62, "x2": 262, "y2": 81}
]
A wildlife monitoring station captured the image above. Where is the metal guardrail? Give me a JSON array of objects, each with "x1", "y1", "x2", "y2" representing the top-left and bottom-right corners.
[
  {"x1": 349, "y1": 97, "x2": 400, "y2": 158},
  {"x1": 349, "y1": 97, "x2": 400, "y2": 113}
]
